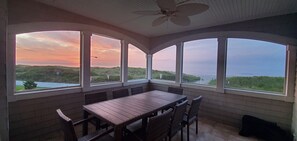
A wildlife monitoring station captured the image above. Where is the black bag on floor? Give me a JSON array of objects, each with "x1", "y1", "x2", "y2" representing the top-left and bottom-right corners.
[{"x1": 239, "y1": 115, "x2": 293, "y2": 141}]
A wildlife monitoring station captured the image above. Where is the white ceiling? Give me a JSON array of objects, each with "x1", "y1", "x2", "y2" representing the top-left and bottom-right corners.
[{"x1": 36, "y1": 0, "x2": 297, "y2": 37}]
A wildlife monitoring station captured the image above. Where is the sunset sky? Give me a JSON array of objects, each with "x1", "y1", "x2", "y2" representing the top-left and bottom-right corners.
[
  {"x1": 16, "y1": 31, "x2": 146, "y2": 68},
  {"x1": 16, "y1": 31, "x2": 286, "y2": 77},
  {"x1": 16, "y1": 31, "x2": 80, "y2": 67}
]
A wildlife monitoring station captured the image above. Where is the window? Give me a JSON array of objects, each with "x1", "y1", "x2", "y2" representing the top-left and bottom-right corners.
[
  {"x1": 15, "y1": 31, "x2": 80, "y2": 92},
  {"x1": 128, "y1": 44, "x2": 146, "y2": 80},
  {"x1": 226, "y1": 38, "x2": 286, "y2": 94},
  {"x1": 183, "y1": 39, "x2": 218, "y2": 86},
  {"x1": 152, "y1": 46, "x2": 176, "y2": 81},
  {"x1": 90, "y1": 34, "x2": 121, "y2": 85}
]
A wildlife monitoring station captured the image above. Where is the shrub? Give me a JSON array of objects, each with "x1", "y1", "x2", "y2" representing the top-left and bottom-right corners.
[{"x1": 23, "y1": 80, "x2": 37, "y2": 90}]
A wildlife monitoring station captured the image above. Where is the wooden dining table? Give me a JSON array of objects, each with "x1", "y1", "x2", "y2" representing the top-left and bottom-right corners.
[{"x1": 83, "y1": 90, "x2": 187, "y2": 141}]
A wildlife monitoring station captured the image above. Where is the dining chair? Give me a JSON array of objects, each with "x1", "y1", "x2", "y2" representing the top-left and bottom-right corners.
[
  {"x1": 162, "y1": 87, "x2": 184, "y2": 113},
  {"x1": 168, "y1": 87, "x2": 183, "y2": 95},
  {"x1": 112, "y1": 88, "x2": 129, "y2": 99},
  {"x1": 56, "y1": 109, "x2": 114, "y2": 141},
  {"x1": 168, "y1": 100, "x2": 188, "y2": 141},
  {"x1": 85, "y1": 91, "x2": 107, "y2": 105},
  {"x1": 127, "y1": 108, "x2": 173, "y2": 141},
  {"x1": 131, "y1": 86, "x2": 144, "y2": 95},
  {"x1": 182, "y1": 96, "x2": 203, "y2": 141},
  {"x1": 84, "y1": 92, "x2": 109, "y2": 130}
]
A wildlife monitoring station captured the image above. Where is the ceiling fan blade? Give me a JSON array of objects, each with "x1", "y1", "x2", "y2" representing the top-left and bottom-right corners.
[
  {"x1": 152, "y1": 16, "x2": 168, "y2": 27},
  {"x1": 170, "y1": 15, "x2": 190, "y2": 26},
  {"x1": 133, "y1": 10, "x2": 161, "y2": 15},
  {"x1": 176, "y1": 3, "x2": 209, "y2": 16},
  {"x1": 156, "y1": 0, "x2": 176, "y2": 11}
]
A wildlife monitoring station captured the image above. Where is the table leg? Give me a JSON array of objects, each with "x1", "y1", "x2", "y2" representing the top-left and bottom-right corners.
[
  {"x1": 142, "y1": 117, "x2": 148, "y2": 128},
  {"x1": 83, "y1": 111, "x2": 89, "y2": 136},
  {"x1": 114, "y1": 125, "x2": 123, "y2": 141}
]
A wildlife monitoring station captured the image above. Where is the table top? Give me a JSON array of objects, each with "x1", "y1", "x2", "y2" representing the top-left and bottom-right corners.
[{"x1": 83, "y1": 90, "x2": 187, "y2": 126}]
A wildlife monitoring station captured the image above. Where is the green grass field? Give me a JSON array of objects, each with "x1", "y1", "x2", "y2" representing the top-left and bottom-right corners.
[
  {"x1": 16, "y1": 85, "x2": 25, "y2": 91},
  {"x1": 16, "y1": 85, "x2": 46, "y2": 92}
]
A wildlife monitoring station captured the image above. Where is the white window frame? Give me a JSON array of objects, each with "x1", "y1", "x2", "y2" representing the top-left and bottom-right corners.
[
  {"x1": 180, "y1": 38, "x2": 220, "y2": 89},
  {"x1": 7, "y1": 31, "x2": 83, "y2": 101},
  {"x1": 7, "y1": 30, "x2": 149, "y2": 102},
  {"x1": 224, "y1": 38, "x2": 293, "y2": 99},
  {"x1": 126, "y1": 43, "x2": 148, "y2": 82},
  {"x1": 150, "y1": 35, "x2": 296, "y2": 102},
  {"x1": 151, "y1": 45, "x2": 177, "y2": 83},
  {"x1": 89, "y1": 33, "x2": 123, "y2": 87}
]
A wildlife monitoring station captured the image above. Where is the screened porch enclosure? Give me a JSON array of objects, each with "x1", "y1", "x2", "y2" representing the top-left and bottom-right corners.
[{"x1": 1, "y1": 0, "x2": 297, "y2": 141}]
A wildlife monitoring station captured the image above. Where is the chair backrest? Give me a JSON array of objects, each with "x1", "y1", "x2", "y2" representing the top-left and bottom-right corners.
[
  {"x1": 146, "y1": 108, "x2": 173, "y2": 141},
  {"x1": 188, "y1": 96, "x2": 203, "y2": 120},
  {"x1": 170, "y1": 100, "x2": 188, "y2": 135},
  {"x1": 131, "y1": 87, "x2": 143, "y2": 95},
  {"x1": 56, "y1": 109, "x2": 78, "y2": 141},
  {"x1": 112, "y1": 89, "x2": 129, "y2": 99},
  {"x1": 85, "y1": 92, "x2": 107, "y2": 105},
  {"x1": 168, "y1": 87, "x2": 183, "y2": 95}
]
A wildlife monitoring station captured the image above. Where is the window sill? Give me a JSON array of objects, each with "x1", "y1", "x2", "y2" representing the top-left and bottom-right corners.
[
  {"x1": 225, "y1": 88, "x2": 293, "y2": 102},
  {"x1": 9, "y1": 87, "x2": 82, "y2": 102},
  {"x1": 150, "y1": 79, "x2": 179, "y2": 86},
  {"x1": 124, "y1": 79, "x2": 149, "y2": 86},
  {"x1": 149, "y1": 80, "x2": 293, "y2": 102},
  {"x1": 181, "y1": 83, "x2": 216, "y2": 92},
  {"x1": 87, "y1": 82, "x2": 123, "y2": 91}
]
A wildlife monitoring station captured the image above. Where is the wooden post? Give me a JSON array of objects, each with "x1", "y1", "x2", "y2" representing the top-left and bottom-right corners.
[{"x1": 0, "y1": 0, "x2": 9, "y2": 140}]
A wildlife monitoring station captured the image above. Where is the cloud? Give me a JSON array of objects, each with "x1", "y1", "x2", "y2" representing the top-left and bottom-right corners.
[
  {"x1": 128, "y1": 44, "x2": 146, "y2": 68},
  {"x1": 16, "y1": 31, "x2": 81, "y2": 67}
]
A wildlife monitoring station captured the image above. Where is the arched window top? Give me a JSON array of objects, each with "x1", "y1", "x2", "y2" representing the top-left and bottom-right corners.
[
  {"x1": 225, "y1": 38, "x2": 287, "y2": 94},
  {"x1": 152, "y1": 45, "x2": 176, "y2": 82},
  {"x1": 128, "y1": 44, "x2": 147, "y2": 80},
  {"x1": 150, "y1": 31, "x2": 296, "y2": 54},
  {"x1": 9, "y1": 22, "x2": 150, "y2": 53}
]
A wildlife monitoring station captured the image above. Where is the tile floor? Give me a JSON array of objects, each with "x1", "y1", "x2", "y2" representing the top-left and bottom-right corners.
[
  {"x1": 48, "y1": 117, "x2": 262, "y2": 141},
  {"x1": 170, "y1": 118, "x2": 261, "y2": 141}
]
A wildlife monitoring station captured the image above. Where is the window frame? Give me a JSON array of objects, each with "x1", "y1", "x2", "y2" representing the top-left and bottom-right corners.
[
  {"x1": 127, "y1": 43, "x2": 147, "y2": 81},
  {"x1": 151, "y1": 45, "x2": 177, "y2": 82},
  {"x1": 224, "y1": 38, "x2": 288, "y2": 95},
  {"x1": 181, "y1": 38, "x2": 219, "y2": 88},
  {"x1": 89, "y1": 33, "x2": 123, "y2": 86},
  {"x1": 7, "y1": 30, "x2": 149, "y2": 101},
  {"x1": 7, "y1": 28, "x2": 296, "y2": 102},
  {"x1": 150, "y1": 35, "x2": 296, "y2": 102},
  {"x1": 12, "y1": 30, "x2": 83, "y2": 94}
]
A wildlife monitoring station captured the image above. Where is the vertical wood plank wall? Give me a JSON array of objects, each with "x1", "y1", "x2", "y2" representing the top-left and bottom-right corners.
[
  {"x1": 292, "y1": 50, "x2": 297, "y2": 138},
  {"x1": 8, "y1": 84, "x2": 148, "y2": 141},
  {"x1": 150, "y1": 83, "x2": 293, "y2": 131}
]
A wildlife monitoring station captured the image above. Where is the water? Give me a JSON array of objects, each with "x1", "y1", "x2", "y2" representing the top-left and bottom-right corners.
[
  {"x1": 16, "y1": 80, "x2": 79, "y2": 88},
  {"x1": 194, "y1": 75, "x2": 216, "y2": 84}
]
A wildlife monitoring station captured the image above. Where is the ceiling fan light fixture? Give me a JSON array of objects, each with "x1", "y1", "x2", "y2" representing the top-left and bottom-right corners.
[{"x1": 133, "y1": 0, "x2": 209, "y2": 26}]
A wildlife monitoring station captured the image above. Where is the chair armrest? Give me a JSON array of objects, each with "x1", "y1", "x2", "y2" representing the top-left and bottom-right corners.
[
  {"x1": 73, "y1": 116, "x2": 95, "y2": 126},
  {"x1": 89, "y1": 128, "x2": 114, "y2": 141}
]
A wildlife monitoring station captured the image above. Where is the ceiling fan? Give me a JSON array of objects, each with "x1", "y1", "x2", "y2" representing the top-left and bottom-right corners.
[{"x1": 133, "y1": 0, "x2": 209, "y2": 26}]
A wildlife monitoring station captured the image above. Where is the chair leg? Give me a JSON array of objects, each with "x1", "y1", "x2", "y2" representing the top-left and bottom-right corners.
[
  {"x1": 181, "y1": 127, "x2": 183, "y2": 141},
  {"x1": 187, "y1": 124, "x2": 189, "y2": 141},
  {"x1": 96, "y1": 120, "x2": 100, "y2": 130},
  {"x1": 196, "y1": 119, "x2": 198, "y2": 134}
]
